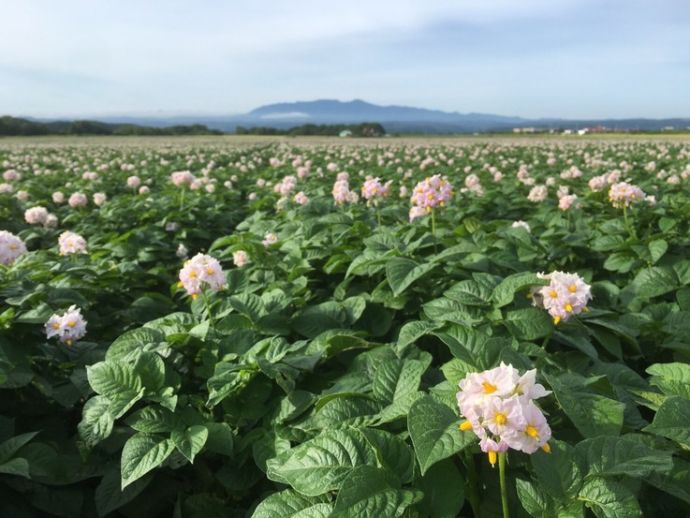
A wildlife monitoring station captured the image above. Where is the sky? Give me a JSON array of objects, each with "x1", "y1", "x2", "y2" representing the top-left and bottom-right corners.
[{"x1": 1, "y1": 0, "x2": 690, "y2": 119}]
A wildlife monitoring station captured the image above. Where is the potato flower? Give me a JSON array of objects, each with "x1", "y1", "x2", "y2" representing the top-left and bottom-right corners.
[
  {"x1": 178, "y1": 253, "x2": 225, "y2": 298},
  {"x1": 608, "y1": 182, "x2": 645, "y2": 208},
  {"x1": 45, "y1": 305, "x2": 87, "y2": 346},
  {"x1": 58, "y1": 231, "x2": 88, "y2": 255},
  {"x1": 457, "y1": 362, "x2": 552, "y2": 466},
  {"x1": 233, "y1": 250, "x2": 249, "y2": 267},
  {"x1": 535, "y1": 271, "x2": 592, "y2": 324},
  {"x1": 0, "y1": 230, "x2": 27, "y2": 265},
  {"x1": 410, "y1": 175, "x2": 453, "y2": 212}
]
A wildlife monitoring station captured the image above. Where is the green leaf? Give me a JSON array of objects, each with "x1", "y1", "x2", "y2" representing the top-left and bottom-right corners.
[
  {"x1": 631, "y1": 267, "x2": 677, "y2": 298},
  {"x1": 0, "y1": 431, "x2": 38, "y2": 463},
  {"x1": 78, "y1": 396, "x2": 114, "y2": 448},
  {"x1": 126, "y1": 406, "x2": 178, "y2": 434},
  {"x1": 386, "y1": 258, "x2": 435, "y2": 296},
  {"x1": 95, "y1": 467, "x2": 151, "y2": 517},
  {"x1": 444, "y1": 279, "x2": 491, "y2": 306},
  {"x1": 359, "y1": 428, "x2": 415, "y2": 485},
  {"x1": 547, "y1": 374, "x2": 625, "y2": 438},
  {"x1": 408, "y1": 395, "x2": 473, "y2": 475},
  {"x1": 86, "y1": 361, "x2": 145, "y2": 418},
  {"x1": 266, "y1": 428, "x2": 378, "y2": 496},
  {"x1": 575, "y1": 434, "x2": 673, "y2": 479},
  {"x1": 417, "y1": 459, "x2": 465, "y2": 518},
  {"x1": 646, "y1": 457, "x2": 690, "y2": 505},
  {"x1": 251, "y1": 490, "x2": 332, "y2": 518},
  {"x1": 492, "y1": 272, "x2": 544, "y2": 308},
  {"x1": 120, "y1": 433, "x2": 175, "y2": 489},
  {"x1": 644, "y1": 396, "x2": 690, "y2": 447},
  {"x1": 397, "y1": 321, "x2": 440, "y2": 349},
  {"x1": 0, "y1": 457, "x2": 30, "y2": 478},
  {"x1": 372, "y1": 357, "x2": 428, "y2": 406},
  {"x1": 578, "y1": 477, "x2": 642, "y2": 518},
  {"x1": 106, "y1": 327, "x2": 165, "y2": 361},
  {"x1": 531, "y1": 440, "x2": 582, "y2": 500},
  {"x1": 516, "y1": 478, "x2": 554, "y2": 517},
  {"x1": 504, "y1": 307, "x2": 553, "y2": 340},
  {"x1": 331, "y1": 465, "x2": 423, "y2": 517},
  {"x1": 648, "y1": 239, "x2": 668, "y2": 264},
  {"x1": 647, "y1": 362, "x2": 690, "y2": 399},
  {"x1": 172, "y1": 425, "x2": 208, "y2": 463},
  {"x1": 133, "y1": 352, "x2": 166, "y2": 393}
]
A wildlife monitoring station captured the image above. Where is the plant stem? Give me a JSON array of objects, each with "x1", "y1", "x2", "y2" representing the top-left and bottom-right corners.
[
  {"x1": 498, "y1": 452, "x2": 510, "y2": 518},
  {"x1": 622, "y1": 205, "x2": 635, "y2": 240},
  {"x1": 376, "y1": 209, "x2": 382, "y2": 227},
  {"x1": 463, "y1": 450, "x2": 481, "y2": 518},
  {"x1": 431, "y1": 208, "x2": 436, "y2": 237},
  {"x1": 201, "y1": 289, "x2": 213, "y2": 324}
]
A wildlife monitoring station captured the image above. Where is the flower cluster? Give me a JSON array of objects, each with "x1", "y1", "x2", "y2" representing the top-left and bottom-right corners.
[
  {"x1": 511, "y1": 220, "x2": 531, "y2": 233},
  {"x1": 45, "y1": 305, "x2": 87, "y2": 345},
  {"x1": 457, "y1": 363, "x2": 552, "y2": 466},
  {"x1": 332, "y1": 179, "x2": 358, "y2": 205},
  {"x1": 262, "y1": 232, "x2": 278, "y2": 247},
  {"x1": 25, "y1": 206, "x2": 50, "y2": 225},
  {"x1": 171, "y1": 170, "x2": 196, "y2": 187},
  {"x1": 178, "y1": 253, "x2": 225, "y2": 298},
  {"x1": 58, "y1": 231, "x2": 87, "y2": 255},
  {"x1": 410, "y1": 175, "x2": 453, "y2": 212},
  {"x1": 0, "y1": 230, "x2": 27, "y2": 265},
  {"x1": 533, "y1": 271, "x2": 592, "y2": 324},
  {"x1": 361, "y1": 177, "x2": 391, "y2": 206},
  {"x1": 608, "y1": 182, "x2": 645, "y2": 208}
]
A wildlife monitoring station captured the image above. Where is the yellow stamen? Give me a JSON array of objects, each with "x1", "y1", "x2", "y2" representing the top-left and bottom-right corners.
[
  {"x1": 553, "y1": 316, "x2": 561, "y2": 325},
  {"x1": 526, "y1": 425, "x2": 539, "y2": 439},
  {"x1": 564, "y1": 303, "x2": 573, "y2": 312},
  {"x1": 488, "y1": 451, "x2": 497, "y2": 467},
  {"x1": 549, "y1": 290, "x2": 558, "y2": 299},
  {"x1": 482, "y1": 381, "x2": 497, "y2": 394},
  {"x1": 568, "y1": 284, "x2": 577, "y2": 293},
  {"x1": 459, "y1": 420, "x2": 473, "y2": 432},
  {"x1": 206, "y1": 268, "x2": 215, "y2": 275},
  {"x1": 51, "y1": 323, "x2": 60, "y2": 330},
  {"x1": 189, "y1": 271, "x2": 198, "y2": 278},
  {"x1": 541, "y1": 443, "x2": 551, "y2": 453},
  {"x1": 191, "y1": 294, "x2": 199, "y2": 300},
  {"x1": 494, "y1": 412, "x2": 507, "y2": 426},
  {"x1": 67, "y1": 320, "x2": 77, "y2": 328},
  {"x1": 65, "y1": 339, "x2": 73, "y2": 347}
]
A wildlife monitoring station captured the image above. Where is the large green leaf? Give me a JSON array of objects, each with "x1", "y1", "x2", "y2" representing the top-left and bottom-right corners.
[
  {"x1": 251, "y1": 490, "x2": 332, "y2": 518},
  {"x1": 172, "y1": 425, "x2": 208, "y2": 463},
  {"x1": 647, "y1": 362, "x2": 690, "y2": 399},
  {"x1": 120, "y1": 433, "x2": 175, "y2": 489},
  {"x1": 266, "y1": 428, "x2": 378, "y2": 496},
  {"x1": 386, "y1": 258, "x2": 435, "y2": 296},
  {"x1": 644, "y1": 396, "x2": 690, "y2": 447},
  {"x1": 416, "y1": 459, "x2": 465, "y2": 518},
  {"x1": 408, "y1": 395, "x2": 473, "y2": 475},
  {"x1": 86, "y1": 361, "x2": 145, "y2": 418},
  {"x1": 578, "y1": 477, "x2": 642, "y2": 518},
  {"x1": 331, "y1": 466, "x2": 423, "y2": 517}
]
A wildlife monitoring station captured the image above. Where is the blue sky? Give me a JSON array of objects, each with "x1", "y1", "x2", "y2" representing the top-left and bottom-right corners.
[{"x1": 2, "y1": 0, "x2": 689, "y2": 118}]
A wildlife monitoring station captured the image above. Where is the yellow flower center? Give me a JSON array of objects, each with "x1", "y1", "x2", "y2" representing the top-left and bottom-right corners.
[
  {"x1": 52, "y1": 322, "x2": 60, "y2": 330},
  {"x1": 206, "y1": 268, "x2": 215, "y2": 275},
  {"x1": 526, "y1": 425, "x2": 540, "y2": 439},
  {"x1": 189, "y1": 270, "x2": 197, "y2": 278},
  {"x1": 67, "y1": 320, "x2": 77, "y2": 328},
  {"x1": 494, "y1": 412, "x2": 508, "y2": 426},
  {"x1": 568, "y1": 283, "x2": 577, "y2": 293},
  {"x1": 564, "y1": 303, "x2": 573, "y2": 312},
  {"x1": 549, "y1": 290, "x2": 558, "y2": 298},
  {"x1": 482, "y1": 381, "x2": 497, "y2": 394}
]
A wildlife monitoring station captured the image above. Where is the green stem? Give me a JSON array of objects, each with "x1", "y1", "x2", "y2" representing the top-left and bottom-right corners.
[
  {"x1": 201, "y1": 289, "x2": 213, "y2": 324},
  {"x1": 376, "y1": 209, "x2": 382, "y2": 227},
  {"x1": 622, "y1": 205, "x2": 635, "y2": 240},
  {"x1": 498, "y1": 452, "x2": 510, "y2": 518},
  {"x1": 463, "y1": 450, "x2": 481, "y2": 518},
  {"x1": 431, "y1": 207, "x2": 436, "y2": 237}
]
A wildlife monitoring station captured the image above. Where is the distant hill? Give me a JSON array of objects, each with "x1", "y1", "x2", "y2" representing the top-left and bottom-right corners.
[{"x1": 8, "y1": 99, "x2": 690, "y2": 134}]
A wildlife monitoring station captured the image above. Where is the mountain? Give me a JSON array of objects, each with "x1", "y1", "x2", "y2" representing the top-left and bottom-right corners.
[{"x1": 11, "y1": 100, "x2": 690, "y2": 134}]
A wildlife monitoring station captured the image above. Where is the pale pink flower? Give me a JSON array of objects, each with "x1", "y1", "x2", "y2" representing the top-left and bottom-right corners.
[
  {"x1": 233, "y1": 250, "x2": 249, "y2": 267},
  {"x1": 52, "y1": 192, "x2": 65, "y2": 204},
  {"x1": 93, "y1": 193, "x2": 107, "y2": 206},
  {"x1": 68, "y1": 192, "x2": 88, "y2": 208},
  {"x1": 25, "y1": 206, "x2": 49, "y2": 225},
  {"x1": 178, "y1": 253, "x2": 225, "y2": 297},
  {"x1": 0, "y1": 230, "x2": 27, "y2": 265},
  {"x1": 58, "y1": 231, "x2": 87, "y2": 255},
  {"x1": 45, "y1": 305, "x2": 87, "y2": 345},
  {"x1": 126, "y1": 175, "x2": 141, "y2": 188}
]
